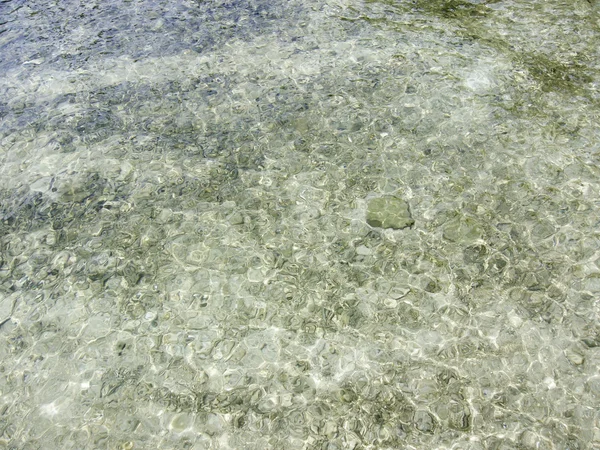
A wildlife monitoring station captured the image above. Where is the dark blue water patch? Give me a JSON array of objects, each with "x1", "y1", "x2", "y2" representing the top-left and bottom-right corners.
[
  {"x1": 2, "y1": 65, "x2": 312, "y2": 157},
  {"x1": 0, "y1": 101, "x2": 8, "y2": 120},
  {"x1": 0, "y1": 0, "x2": 308, "y2": 74}
]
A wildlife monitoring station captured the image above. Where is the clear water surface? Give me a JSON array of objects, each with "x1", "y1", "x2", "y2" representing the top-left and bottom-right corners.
[{"x1": 1, "y1": 0, "x2": 600, "y2": 448}]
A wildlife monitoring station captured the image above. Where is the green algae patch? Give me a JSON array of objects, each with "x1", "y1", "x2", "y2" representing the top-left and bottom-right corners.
[
  {"x1": 415, "y1": 0, "x2": 493, "y2": 20},
  {"x1": 366, "y1": 196, "x2": 414, "y2": 229}
]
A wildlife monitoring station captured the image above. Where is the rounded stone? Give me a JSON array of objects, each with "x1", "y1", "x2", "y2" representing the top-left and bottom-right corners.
[{"x1": 366, "y1": 196, "x2": 414, "y2": 229}]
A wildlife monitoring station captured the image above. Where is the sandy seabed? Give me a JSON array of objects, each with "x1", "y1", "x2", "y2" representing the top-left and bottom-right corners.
[{"x1": 1, "y1": 0, "x2": 600, "y2": 448}]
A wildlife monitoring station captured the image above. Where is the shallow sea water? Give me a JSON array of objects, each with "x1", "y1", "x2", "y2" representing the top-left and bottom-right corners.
[{"x1": 1, "y1": 0, "x2": 600, "y2": 448}]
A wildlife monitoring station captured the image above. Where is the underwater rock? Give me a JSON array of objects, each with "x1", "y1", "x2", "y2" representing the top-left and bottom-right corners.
[{"x1": 366, "y1": 196, "x2": 414, "y2": 229}]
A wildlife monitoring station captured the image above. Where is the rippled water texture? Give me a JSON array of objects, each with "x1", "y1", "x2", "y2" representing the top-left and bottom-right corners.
[{"x1": 1, "y1": 0, "x2": 600, "y2": 448}]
